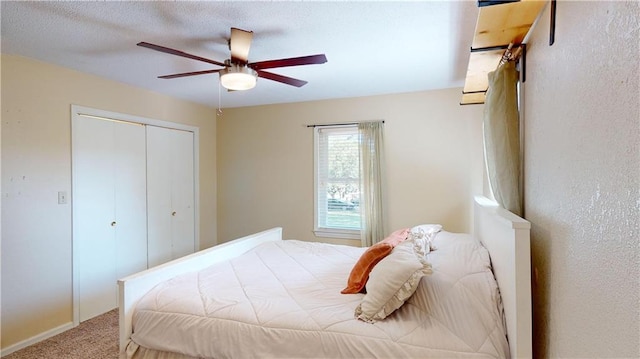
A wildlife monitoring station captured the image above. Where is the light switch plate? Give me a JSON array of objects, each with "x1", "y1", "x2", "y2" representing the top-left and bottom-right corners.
[{"x1": 58, "y1": 191, "x2": 68, "y2": 204}]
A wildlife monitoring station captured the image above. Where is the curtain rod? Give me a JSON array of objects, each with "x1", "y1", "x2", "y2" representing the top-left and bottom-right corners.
[{"x1": 306, "y1": 120, "x2": 384, "y2": 128}]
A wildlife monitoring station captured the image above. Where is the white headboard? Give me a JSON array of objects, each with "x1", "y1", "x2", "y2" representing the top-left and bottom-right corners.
[{"x1": 474, "y1": 196, "x2": 532, "y2": 359}]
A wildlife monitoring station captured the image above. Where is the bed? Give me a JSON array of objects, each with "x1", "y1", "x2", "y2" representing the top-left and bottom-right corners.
[{"x1": 118, "y1": 196, "x2": 531, "y2": 358}]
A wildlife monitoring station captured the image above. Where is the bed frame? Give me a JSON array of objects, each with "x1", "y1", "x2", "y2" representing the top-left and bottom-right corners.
[
  {"x1": 118, "y1": 196, "x2": 531, "y2": 359},
  {"x1": 117, "y1": 227, "x2": 284, "y2": 359}
]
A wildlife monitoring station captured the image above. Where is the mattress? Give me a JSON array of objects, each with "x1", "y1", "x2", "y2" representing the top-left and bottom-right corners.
[{"x1": 128, "y1": 231, "x2": 509, "y2": 358}]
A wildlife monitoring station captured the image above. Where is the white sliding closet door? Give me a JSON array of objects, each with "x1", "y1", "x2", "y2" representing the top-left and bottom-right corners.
[
  {"x1": 114, "y1": 123, "x2": 148, "y2": 279},
  {"x1": 146, "y1": 126, "x2": 195, "y2": 267},
  {"x1": 73, "y1": 116, "x2": 147, "y2": 322}
]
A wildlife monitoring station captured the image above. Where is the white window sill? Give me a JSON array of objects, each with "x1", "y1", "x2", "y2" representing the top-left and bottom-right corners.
[{"x1": 313, "y1": 228, "x2": 361, "y2": 240}]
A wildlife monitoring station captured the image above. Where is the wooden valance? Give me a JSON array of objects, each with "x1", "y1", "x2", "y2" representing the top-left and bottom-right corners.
[{"x1": 460, "y1": 0, "x2": 548, "y2": 105}]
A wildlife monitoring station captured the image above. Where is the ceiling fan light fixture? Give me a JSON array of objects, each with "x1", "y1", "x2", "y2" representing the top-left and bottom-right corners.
[{"x1": 220, "y1": 64, "x2": 258, "y2": 91}]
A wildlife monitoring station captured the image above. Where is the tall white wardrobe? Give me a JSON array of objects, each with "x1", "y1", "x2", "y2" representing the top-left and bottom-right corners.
[{"x1": 72, "y1": 106, "x2": 197, "y2": 322}]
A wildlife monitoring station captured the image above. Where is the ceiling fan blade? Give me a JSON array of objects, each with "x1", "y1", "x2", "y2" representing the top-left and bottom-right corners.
[
  {"x1": 137, "y1": 42, "x2": 227, "y2": 67},
  {"x1": 158, "y1": 69, "x2": 222, "y2": 79},
  {"x1": 230, "y1": 27, "x2": 253, "y2": 64},
  {"x1": 250, "y1": 54, "x2": 327, "y2": 71},
  {"x1": 257, "y1": 70, "x2": 308, "y2": 87}
]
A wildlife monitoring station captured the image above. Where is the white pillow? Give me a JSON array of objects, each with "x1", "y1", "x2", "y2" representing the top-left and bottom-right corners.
[
  {"x1": 355, "y1": 240, "x2": 432, "y2": 323},
  {"x1": 409, "y1": 224, "x2": 442, "y2": 255}
]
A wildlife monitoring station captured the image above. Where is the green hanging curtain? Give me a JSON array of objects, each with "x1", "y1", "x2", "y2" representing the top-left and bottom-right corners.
[
  {"x1": 358, "y1": 121, "x2": 386, "y2": 246},
  {"x1": 483, "y1": 61, "x2": 522, "y2": 216}
]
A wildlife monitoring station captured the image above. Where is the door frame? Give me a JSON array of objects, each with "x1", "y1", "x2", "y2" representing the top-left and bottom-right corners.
[{"x1": 70, "y1": 105, "x2": 200, "y2": 326}]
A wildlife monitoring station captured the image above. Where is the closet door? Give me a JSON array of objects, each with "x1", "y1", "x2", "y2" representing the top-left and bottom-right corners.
[
  {"x1": 113, "y1": 123, "x2": 148, "y2": 278},
  {"x1": 73, "y1": 116, "x2": 147, "y2": 322},
  {"x1": 146, "y1": 126, "x2": 195, "y2": 267}
]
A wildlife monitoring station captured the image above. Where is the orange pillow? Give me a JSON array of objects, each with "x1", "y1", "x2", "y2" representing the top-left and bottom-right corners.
[{"x1": 341, "y1": 242, "x2": 393, "y2": 294}]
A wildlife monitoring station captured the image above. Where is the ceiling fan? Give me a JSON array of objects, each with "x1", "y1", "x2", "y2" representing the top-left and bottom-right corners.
[{"x1": 138, "y1": 27, "x2": 327, "y2": 91}]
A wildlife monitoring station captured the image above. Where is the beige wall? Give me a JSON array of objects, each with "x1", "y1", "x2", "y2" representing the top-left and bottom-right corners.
[
  {"x1": 217, "y1": 88, "x2": 484, "y2": 245},
  {"x1": 524, "y1": 1, "x2": 639, "y2": 357},
  {"x1": 0, "y1": 55, "x2": 218, "y2": 350}
]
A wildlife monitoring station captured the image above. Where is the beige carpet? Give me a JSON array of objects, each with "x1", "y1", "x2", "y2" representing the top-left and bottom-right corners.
[{"x1": 5, "y1": 309, "x2": 118, "y2": 359}]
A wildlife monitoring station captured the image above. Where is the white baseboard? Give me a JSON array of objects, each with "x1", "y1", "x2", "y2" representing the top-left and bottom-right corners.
[{"x1": 1, "y1": 321, "x2": 75, "y2": 357}]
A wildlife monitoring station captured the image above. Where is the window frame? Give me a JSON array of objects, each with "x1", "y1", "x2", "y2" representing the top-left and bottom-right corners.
[{"x1": 313, "y1": 125, "x2": 361, "y2": 240}]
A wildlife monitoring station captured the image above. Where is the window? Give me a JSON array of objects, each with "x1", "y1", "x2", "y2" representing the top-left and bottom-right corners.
[{"x1": 314, "y1": 125, "x2": 361, "y2": 239}]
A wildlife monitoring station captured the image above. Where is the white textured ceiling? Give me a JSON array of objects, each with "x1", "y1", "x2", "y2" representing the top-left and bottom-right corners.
[{"x1": 1, "y1": 1, "x2": 478, "y2": 109}]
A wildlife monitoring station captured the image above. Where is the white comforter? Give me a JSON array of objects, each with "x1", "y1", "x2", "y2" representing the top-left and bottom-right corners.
[{"x1": 130, "y1": 232, "x2": 509, "y2": 358}]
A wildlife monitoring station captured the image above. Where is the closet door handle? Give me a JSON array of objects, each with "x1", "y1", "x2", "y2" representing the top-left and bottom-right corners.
[
  {"x1": 111, "y1": 221, "x2": 117, "y2": 227},
  {"x1": 172, "y1": 211, "x2": 177, "y2": 217}
]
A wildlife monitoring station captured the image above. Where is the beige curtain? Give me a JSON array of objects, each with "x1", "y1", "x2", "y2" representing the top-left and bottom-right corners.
[
  {"x1": 483, "y1": 61, "x2": 522, "y2": 216},
  {"x1": 358, "y1": 121, "x2": 385, "y2": 246}
]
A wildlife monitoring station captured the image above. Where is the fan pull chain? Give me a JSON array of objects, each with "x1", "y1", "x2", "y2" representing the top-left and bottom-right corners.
[{"x1": 217, "y1": 81, "x2": 223, "y2": 116}]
